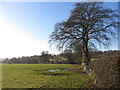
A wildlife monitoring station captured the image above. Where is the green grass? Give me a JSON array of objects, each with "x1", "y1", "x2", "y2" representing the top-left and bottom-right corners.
[
  {"x1": 2, "y1": 64, "x2": 95, "y2": 88},
  {"x1": 0, "y1": 64, "x2": 2, "y2": 89}
]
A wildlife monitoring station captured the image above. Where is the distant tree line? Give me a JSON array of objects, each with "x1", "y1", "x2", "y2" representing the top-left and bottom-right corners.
[{"x1": 2, "y1": 50, "x2": 119, "y2": 64}]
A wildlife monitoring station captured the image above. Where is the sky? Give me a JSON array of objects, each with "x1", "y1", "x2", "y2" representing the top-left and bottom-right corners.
[{"x1": 0, "y1": 2, "x2": 119, "y2": 59}]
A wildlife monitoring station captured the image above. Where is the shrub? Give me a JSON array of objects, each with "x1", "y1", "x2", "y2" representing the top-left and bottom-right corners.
[{"x1": 90, "y1": 55, "x2": 119, "y2": 88}]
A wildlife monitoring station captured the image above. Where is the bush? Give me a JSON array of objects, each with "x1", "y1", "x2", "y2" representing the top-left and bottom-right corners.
[{"x1": 90, "y1": 55, "x2": 119, "y2": 88}]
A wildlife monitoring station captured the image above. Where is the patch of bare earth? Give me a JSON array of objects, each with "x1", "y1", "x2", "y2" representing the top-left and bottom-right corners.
[{"x1": 66, "y1": 68, "x2": 86, "y2": 74}]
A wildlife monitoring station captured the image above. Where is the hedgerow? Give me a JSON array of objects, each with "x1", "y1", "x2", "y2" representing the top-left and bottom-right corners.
[{"x1": 90, "y1": 55, "x2": 119, "y2": 88}]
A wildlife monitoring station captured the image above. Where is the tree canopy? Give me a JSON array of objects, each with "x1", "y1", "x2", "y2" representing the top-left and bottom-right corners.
[{"x1": 49, "y1": 2, "x2": 118, "y2": 50}]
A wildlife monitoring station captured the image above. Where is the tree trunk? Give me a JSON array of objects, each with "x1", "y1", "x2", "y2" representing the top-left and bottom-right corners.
[{"x1": 81, "y1": 38, "x2": 90, "y2": 73}]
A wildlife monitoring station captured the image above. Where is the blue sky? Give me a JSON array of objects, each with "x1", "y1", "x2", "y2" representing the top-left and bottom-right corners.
[{"x1": 0, "y1": 2, "x2": 118, "y2": 58}]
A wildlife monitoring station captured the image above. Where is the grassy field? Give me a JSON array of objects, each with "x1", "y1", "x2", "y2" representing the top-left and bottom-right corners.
[{"x1": 2, "y1": 64, "x2": 95, "y2": 88}]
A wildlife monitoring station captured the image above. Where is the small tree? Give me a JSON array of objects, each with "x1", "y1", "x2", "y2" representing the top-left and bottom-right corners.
[
  {"x1": 41, "y1": 51, "x2": 49, "y2": 64},
  {"x1": 63, "y1": 49, "x2": 75, "y2": 64},
  {"x1": 49, "y1": 2, "x2": 119, "y2": 73},
  {"x1": 49, "y1": 54, "x2": 55, "y2": 64}
]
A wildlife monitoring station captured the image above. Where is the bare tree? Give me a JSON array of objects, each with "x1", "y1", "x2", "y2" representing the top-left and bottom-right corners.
[{"x1": 49, "y1": 2, "x2": 119, "y2": 73}]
